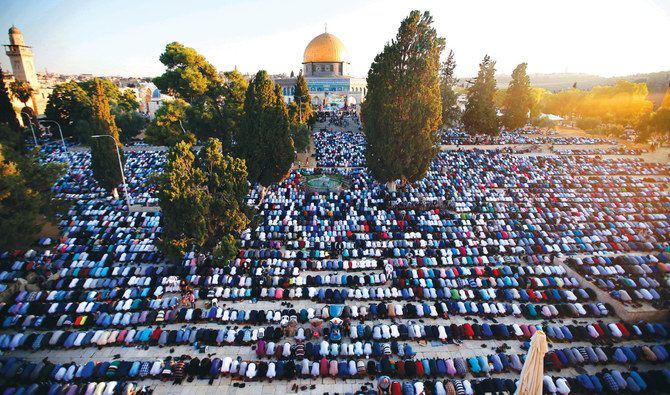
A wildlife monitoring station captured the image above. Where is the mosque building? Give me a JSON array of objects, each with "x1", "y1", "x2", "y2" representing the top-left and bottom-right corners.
[{"x1": 273, "y1": 28, "x2": 366, "y2": 111}]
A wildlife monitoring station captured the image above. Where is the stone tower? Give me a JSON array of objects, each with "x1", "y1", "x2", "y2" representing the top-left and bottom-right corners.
[{"x1": 5, "y1": 26, "x2": 39, "y2": 89}]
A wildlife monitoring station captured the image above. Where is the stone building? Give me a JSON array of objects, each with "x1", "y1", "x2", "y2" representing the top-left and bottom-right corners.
[{"x1": 3, "y1": 26, "x2": 48, "y2": 121}]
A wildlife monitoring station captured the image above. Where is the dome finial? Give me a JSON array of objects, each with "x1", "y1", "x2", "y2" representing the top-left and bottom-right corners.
[{"x1": 325, "y1": 23, "x2": 327, "y2": 33}]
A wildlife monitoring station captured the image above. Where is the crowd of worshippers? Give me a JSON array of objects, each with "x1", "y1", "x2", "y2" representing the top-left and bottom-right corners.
[
  {"x1": 374, "y1": 369, "x2": 670, "y2": 395},
  {"x1": 565, "y1": 254, "x2": 669, "y2": 309},
  {"x1": 44, "y1": 148, "x2": 163, "y2": 207},
  {"x1": 553, "y1": 148, "x2": 648, "y2": 156},
  {"x1": 312, "y1": 129, "x2": 367, "y2": 167},
  {"x1": 1, "y1": 134, "x2": 669, "y2": 395},
  {"x1": 2, "y1": 350, "x2": 669, "y2": 394},
  {"x1": 438, "y1": 128, "x2": 617, "y2": 146}
]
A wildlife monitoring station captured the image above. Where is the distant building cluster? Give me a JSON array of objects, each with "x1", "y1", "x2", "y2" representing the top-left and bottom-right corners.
[{"x1": 2, "y1": 25, "x2": 370, "y2": 125}]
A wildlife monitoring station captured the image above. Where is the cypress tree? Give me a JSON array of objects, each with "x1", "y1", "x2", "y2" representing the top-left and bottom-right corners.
[
  {"x1": 440, "y1": 50, "x2": 460, "y2": 128},
  {"x1": 361, "y1": 10, "x2": 444, "y2": 187},
  {"x1": 237, "y1": 70, "x2": 294, "y2": 187},
  {"x1": 89, "y1": 78, "x2": 125, "y2": 192},
  {"x1": 462, "y1": 55, "x2": 500, "y2": 136},
  {"x1": 502, "y1": 62, "x2": 531, "y2": 130},
  {"x1": 289, "y1": 71, "x2": 313, "y2": 124}
]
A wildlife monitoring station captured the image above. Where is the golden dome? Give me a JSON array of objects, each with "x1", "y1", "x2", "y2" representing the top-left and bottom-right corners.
[{"x1": 303, "y1": 32, "x2": 349, "y2": 63}]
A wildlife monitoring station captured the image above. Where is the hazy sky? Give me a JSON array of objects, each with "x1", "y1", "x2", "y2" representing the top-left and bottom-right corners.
[{"x1": 1, "y1": 0, "x2": 668, "y2": 79}]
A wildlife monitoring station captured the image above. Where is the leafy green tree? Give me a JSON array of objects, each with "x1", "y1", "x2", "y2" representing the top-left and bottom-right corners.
[
  {"x1": 45, "y1": 81, "x2": 91, "y2": 139},
  {"x1": 288, "y1": 71, "x2": 312, "y2": 124},
  {"x1": 115, "y1": 111, "x2": 148, "y2": 142},
  {"x1": 237, "y1": 71, "x2": 294, "y2": 187},
  {"x1": 462, "y1": 55, "x2": 500, "y2": 136},
  {"x1": 118, "y1": 90, "x2": 139, "y2": 112},
  {"x1": 494, "y1": 88, "x2": 507, "y2": 108},
  {"x1": 219, "y1": 70, "x2": 248, "y2": 139},
  {"x1": 530, "y1": 116, "x2": 557, "y2": 130},
  {"x1": 576, "y1": 117, "x2": 601, "y2": 131},
  {"x1": 145, "y1": 99, "x2": 195, "y2": 146},
  {"x1": 0, "y1": 67, "x2": 20, "y2": 131},
  {"x1": 153, "y1": 43, "x2": 244, "y2": 149},
  {"x1": 648, "y1": 107, "x2": 670, "y2": 137},
  {"x1": 89, "y1": 78, "x2": 125, "y2": 192},
  {"x1": 79, "y1": 78, "x2": 121, "y2": 103},
  {"x1": 439, "y1": 49, "x2": 460, "y2": 127},
  {"x1": 361, "y1": 10, "x2": 444, "y2": 187},
  {"x1": 290, "y1": 123, "x2": 311, "y2": 152},
  {"x1": 153, "y1": 42, "x2": 222, "y2": 103},
  {"x1": 541, "y1": 82, "x2": 653, "y2": 125},
  {"x1": 0, "y1": 138, "x2": 65, "y2": 251},
  {"x1": 528, "y1": 87, "x2": 547, "y2": 119},
  {"x1": 156, "y1": 138, "x2": 252, "y2": 262},
  {"x1": 9, "y1": 80, "x2": 35, "y2": 123},
  {"x1": 501, "y1": 62, "x2": 532, "y2": 130}
]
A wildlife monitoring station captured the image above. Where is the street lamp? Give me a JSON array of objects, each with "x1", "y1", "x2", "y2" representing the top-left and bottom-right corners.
[
  {"x1": 40, "y1": 120, "x2": 68, "y2": 167},
  {"x1": 40, "y1": 120, "x2": 66, "y2": 153},
  {"x1": 26, "y1": 118, "x2": 38, "y2": 146},
  {"x1": 91, "y1": 134, "x2": 132, "y2": 211},
  {"x1": 295, "y1": 94, "x2": 310, "y2": 124}
]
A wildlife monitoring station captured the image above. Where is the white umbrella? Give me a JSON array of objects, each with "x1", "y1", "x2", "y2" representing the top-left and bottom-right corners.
[
  {"x1": 515, "y1": 330, "x2": 549, "y2": 395},
  {"x1": 330, "y1": 317, "x2": 343, "y2": 325}
]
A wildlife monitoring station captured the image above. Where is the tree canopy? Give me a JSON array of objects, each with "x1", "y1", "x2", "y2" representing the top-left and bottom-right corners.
[
  {"x1": 361, "y1": 10, "x2": 444, "y2": 186},
  {"x1": 89, "y1": 78, "x2": 125, "y2": 192},
  {"x1": 541, "y1": 81, "x2": 653, "y2": 126},
  {"x1": 9, "y1": 80, "x2": 34, "y2": 106},
  {"x1": 290, "y1": 123, "x2": 310, "y2": 153},
  {"x1": 45, "y1": 81, "x2": 91, "y2": 140},
  {"x1": 439, "y1": 50, "x2": 460, "y2": 128},
  {"x1": 45, "y1": 78, "x2": 140, "y2": 142},
  {"x1": 462, "y1": 55, "x2": 500, "y2": 136},
  {"x1": 153, "y1": 42, "x2": 245, "y2": 149},
  {"x1": 501, "y1": 62, "x2": 532, "y2": 130},
  {"x1": 0, "y1": 125, "x2": 65, "y2": 251},
  {"x1": 0, "y1": 67, "x2": 20, "y2": 131},
  {"x1": 288, "y1": 71, "x2": 313, "y2": 124},
  {"x1": 145, "y1": 99, "x2": 195, "y2": 146},
  {"x1": 115, "y1": 111, "x2": 148, "y2": 142},
  {"x1": 118, "y1": 90, "x2": 140, "y2": 112},
  {"x1": 156, "y1": 138, "x2": 252, "y2": 262},
  {"x1": 237, "y1": 70, "x2": 294, "y2": 187}
]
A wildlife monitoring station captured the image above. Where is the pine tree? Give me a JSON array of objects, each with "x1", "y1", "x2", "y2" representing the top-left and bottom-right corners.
[
  {"x1": 0, "y1": 67, "x2": 20, "y2": 131},
  {"x1": 440, "y1": 50, "x2": 460, "y2": 127},
  {"x1": 502, "y1": 62, "x2": 531, "y2": 130},
  {"x1": 89, "y1": 78, "x2": 125, "y2": 192},
  {"x1": 145, "y1": 99, "x2": 195, "y2": 146},
  {"x1": 288, "y1": 71, "x2": 313, "y2": 124},
  {"x1": 462, "y1": 55, "x2": 500, "y2": 136},
  {"x1": 361, "y1": 10, "x2": 444, "y2": 187},
  {"x1": 237, "y1": 70, "x2": 294, "y2": 187},
  {"x1": 0, "y1": 137, "x2": 65, "y2": 250}
]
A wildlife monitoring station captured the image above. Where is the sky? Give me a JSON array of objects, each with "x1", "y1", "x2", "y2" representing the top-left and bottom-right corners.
[{"x1": 1, "y1": 0, "x2": 669, "y2": 79}]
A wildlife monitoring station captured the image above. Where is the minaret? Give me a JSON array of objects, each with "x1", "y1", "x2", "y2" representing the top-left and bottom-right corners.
[{"x1": 5, "y1": 26, "x2": 40, "y2": 89}]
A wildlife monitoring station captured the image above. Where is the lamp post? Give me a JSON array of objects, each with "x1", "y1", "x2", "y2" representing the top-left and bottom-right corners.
[
  {"x1": 26, "y1": 118, "x2": 38, "y2": 146},
  {"x1": 295, "y1": 94, "x2": 310, "y2": 124},
  {"x1": 91, "y1": 134, "x2": 132, "y2": 211},
  {"x1": 40, "y1": 120, "x2": 68, "y2": 166}
]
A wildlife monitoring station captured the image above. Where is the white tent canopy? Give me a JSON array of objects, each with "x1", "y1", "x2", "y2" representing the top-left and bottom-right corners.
[{"x1": 539, "y1": 113, "x2": 564, "y2": 121}]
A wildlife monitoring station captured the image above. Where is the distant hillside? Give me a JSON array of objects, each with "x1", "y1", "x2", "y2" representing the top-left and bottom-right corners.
[{"x1": 460, "y1": 71, "x2": 670, "y2": 108}]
